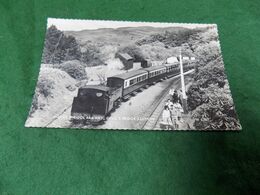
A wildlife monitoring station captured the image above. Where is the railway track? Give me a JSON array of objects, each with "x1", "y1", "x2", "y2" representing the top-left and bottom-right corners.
[
  {"x1": 44, "y1": 69, "x2": 194, "y2": 129},
  {"x1": 44, "y1": 105, "x2": 72, "y2": 128},
  {"x1": 141, "y1": 69, "x2": 194, "y2": 130},
  {"x1": 139, "y1": 77, "x2": 181, "y2": 129}
]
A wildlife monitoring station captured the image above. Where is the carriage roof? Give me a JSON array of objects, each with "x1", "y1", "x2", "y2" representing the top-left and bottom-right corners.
[
  {"x1": 164, "y1": 63, "x2": 178, "y2": 67},
  {"x1": 144, "y1": 65, "x2": 167, "y2": 72},
  {"x1": 108, "y1": 69, "x2": 148, "y2": 80}
]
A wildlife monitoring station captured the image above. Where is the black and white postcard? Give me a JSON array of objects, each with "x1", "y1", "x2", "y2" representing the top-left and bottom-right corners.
[{"x1": 25, "y1": 18, "x2": 241, "y2": 130}]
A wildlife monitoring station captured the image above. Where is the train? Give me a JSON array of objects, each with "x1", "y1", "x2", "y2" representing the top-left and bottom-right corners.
[{"x1": 70, "y1": 62, "x2": 193, "y2": 124}]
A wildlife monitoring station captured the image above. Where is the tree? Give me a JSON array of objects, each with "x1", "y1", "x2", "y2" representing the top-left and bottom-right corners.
[
  {"x1": 53, "y1": 60, "x2": 87, "y2": 80},
  {"x1": 80, "y1": 43, "x2": 103, "y2": 66},
  {"x1": 191, "y1": 85, "x2": 241, "y2": 130},
  {"x1": 186, "y1": 26, "x2": 240, "y2": 130},
  {"x1": 42, "y1": 25, "x2": 81, "y2": 64}
]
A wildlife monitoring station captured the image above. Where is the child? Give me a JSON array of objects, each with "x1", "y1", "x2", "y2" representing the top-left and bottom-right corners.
[{"x1": 161, "y1": 106, "x2": 173, "y2": 130}]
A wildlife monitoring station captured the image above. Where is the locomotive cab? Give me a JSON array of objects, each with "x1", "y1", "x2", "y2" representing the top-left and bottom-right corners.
[
  {"x1": 71, "y1": 85, "x2": 122, "y2": 124},
  {"x1": 71, "y1": 86, "x2": 111, "y2": 123}
]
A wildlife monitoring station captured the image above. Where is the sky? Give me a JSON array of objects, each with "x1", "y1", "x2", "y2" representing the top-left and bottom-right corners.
[{"x1": 47, "y1": 18, "x2": 216, "y2": 31}]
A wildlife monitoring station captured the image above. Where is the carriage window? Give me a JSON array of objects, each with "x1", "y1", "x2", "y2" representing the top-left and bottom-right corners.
[{"x1": 130, "y1": 79, "x2": 135, "y2": 85}]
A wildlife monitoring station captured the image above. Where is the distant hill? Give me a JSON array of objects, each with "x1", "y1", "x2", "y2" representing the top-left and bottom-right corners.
[
  {"x1": 64, "y1": 26, "x2": 190, "y2": 47},
  {"x1": 43, "y1": 25, "x2": 210, "y2": 67}
]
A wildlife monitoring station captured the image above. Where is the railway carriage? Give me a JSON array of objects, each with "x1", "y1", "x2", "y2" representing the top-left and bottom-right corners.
[
  {"x1": 182, "y1": 61, "x2": 193, "y2": 72},
  {"x1": 107, "y1": 69, "x2": 148, "y2": 97},
  {"x1": 164, "y1": 63, "x2": 179, "y2": 77},
  {"x1": 144, "y1": 66, "x2": 167, "y2": 84}
]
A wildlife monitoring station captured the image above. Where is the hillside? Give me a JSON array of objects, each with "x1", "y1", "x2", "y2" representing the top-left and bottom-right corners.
[
  {"x1": 66, "y1": 26, "x2": 187, "y2": 44},
  {"x1": 63, "y1": 26, "x2": 206, "y2": 65},
  {"x1": 25, "y1": 66, "x2": 78, "y2": 127}
]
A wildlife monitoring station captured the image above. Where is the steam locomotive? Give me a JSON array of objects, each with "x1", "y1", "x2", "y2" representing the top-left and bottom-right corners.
[{"x1": 71, "y1": 62, "x2": 193, "y2": 124}]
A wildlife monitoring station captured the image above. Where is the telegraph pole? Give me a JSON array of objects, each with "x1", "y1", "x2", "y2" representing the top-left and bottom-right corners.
[{"x1": 179, "y1": 50, "x2": 188, "y2": 114}]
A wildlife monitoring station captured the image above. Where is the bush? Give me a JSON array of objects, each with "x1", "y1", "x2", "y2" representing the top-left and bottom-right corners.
[
  {"x1": 37, "y1": 78, "x2": 54, "y2": 97},
  {"x1": 80, "y1": 43, "x2": 104, "y2": 66},
  {"x1": 53, "y1": 60, "x2": 87, "y2": 80},
  {"x1": 193, "y1": 57, "x2": 226, "y2": 88},
  {"x1": 191, "y1": 85, "x2": 241, "y2": 130},
  {"x1": 187, "y1": 84, "x2": 207, "y2": 111},
  {"x1": 194, "y1": 41, "x2": 221, "y2": 66},
  {"x1": 136, "y1": 28, "x2": 200, "y2": 48},
  {"x1": 186, "y1": 32, "x2": 240, "y2": 130}
]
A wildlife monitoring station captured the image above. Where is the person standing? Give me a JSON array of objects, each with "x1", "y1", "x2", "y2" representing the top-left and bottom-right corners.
[
  {"x1": 169, "y1": 88, "x2": 175, "y2": 100},
  {"x1": 177, "y1": 89, "x2": 183, "y2": 105},
  {"x1": 165, "y1": 99, "x2": 173, "y2": 109},
  {"x1": 170, "y1": 99, "x2": 184, "y2": 129},
  {"x1": 161, "y1": 106, "x2": 173, "y2": 130},
  {"x1": 172, "y1": 90, "x2": 179, "y2": 104}
]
